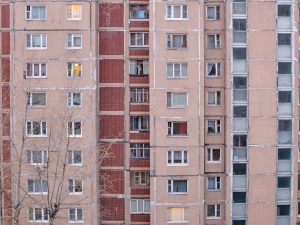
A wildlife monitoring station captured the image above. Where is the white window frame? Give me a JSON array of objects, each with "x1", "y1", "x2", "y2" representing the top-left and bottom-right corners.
[
  {"x1": 167, "y1": 121, "x2": 188, "y2": 136},
  {"x1": 28, "y1": 208, "x2": 49, "y2": 222},
  {"x1": 167, "y1": 208, "x2": 187, "y2": 223},
  {"x1": 206, "y1": 91, "x2": 221, "y2": 106},
  {"x1": 67, "y1": 92, "x2": 82, "y2": 107},
  {"x1": 207, "y1": 204, "x2": 221, "y2": 218},
  {"x1": 67, "y1": 4, "x2": 82, "y2": 20},
  {"x1": 206, "y1": 34, "x2": 221, "y2": 49},
  {"x1": 28, "y1": 179, "x2": 48, "y2": 194},
  {"x1": 26, "y1": 34, "x2": 47, "y2": 49},
  {"x1": 68, "y1": 151, "x2": 82, "y2": 166},
  {"x1": 166, "y1": 5, "x2": 188, "y2": 20},
  {"x1": 207, "y1": 148, "x2": 221, "y2": 163},
  {"x1": 68, "y1": 179, "x2": 83, "y2": 194},
  {"x1": 67, "y1": 63, "x2": 82, "y2": 78},
  {"x1": 26, "y1": 5, "x2": 47, "y2": 20},
  {"x1": 132, "y1": 171, "x2": 149, "y2": 186},
  {"x1": 66, "y1": 34, "x2": 82, "y2": 49},
  {"x1": 129, "y1": 59, "x2": 149, "y2": 75},
  {"x1": 167, "y1": 63, "x2": 188, "y2": 79},
  {"x1": 207, "y1": 176, "x2": 221, "y2": 191},
  {"x1": 130, "y1": 143, "x2": 150, "y2": 159},
  {"x1": 26, "y1": 92, "x2": 47, "y2": 107},
  {"x1": 167, "y1": 34, "x2": 187, "y2": 49},
  {"x1": 26, "y1": 121, "x2": 47, "y2": 137},
  {"x1": 25, "y1": 63, "x2": 47, "y2": 78},
  {"x1": 68, "y1": 208, "x2": 83, "y2": 223},
  {"x1": 168, "y1": 179, "x2": 188, "y2": 194},
  {"x1": 167, "y1": 150, "x2": 188, "y2": 166},
  {"x1": 130, "y1": 32, "x2": 149, "y2": 47},
  {"x1": 27, "y1": 150, "x2": 48, "y2": 166},
  {"x1": 206, "y1": 62, "x2": 221, "y2": 77},
  {"x1": 207, "y1": 120, "x2": 221, "y2": 134},
  {"x1": 130, "y1": 199, "x2": 150, "y2": 214},
  {"x1": 130, "y1": 88, "x2": 149, "y2": 103},
  {"x1": 130, "y1": 116, "x2": 149, "y2": 131},
  {"x1": 206, "y1": 6, "x2": 220, "y2": 20},
  {"x1": 167, "y1": 92, "x2": 188, "y2": 108},
  {"x1": 67, "y1": 122, "x2": 82, "y2": 137}
]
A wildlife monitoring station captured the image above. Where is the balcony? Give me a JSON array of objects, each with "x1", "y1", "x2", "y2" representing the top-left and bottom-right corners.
[
  {"x1": 278, "y1": 75, "x2": 292, "y2": 88},
  {"x1": 233, "y1": 60, "x2": 247, "y2": 74},
  {"x1": 277, "y1": 216, "x2": 290, "y2": 225},
  {"x1": 232, "y1": 203, "x2": 247, "y2": 218},
  {"x1": 233, "y1": 31, "x2": 247, "y2": 44},
  {"x1": 277, "y1": 188, "x2": 291, "y2": 201},
  {"x1": 278, "y1": 131, "x2": 292, "y2": 145},
  {"x1": 233, "y1": 89, "x2": 247, "y2": 103},
  {"x1": 233, "y1": 175, "x2": 247, "y2": 189},
  {"x1": 277, "y1": 46, "x2": 292, "y2": 59},
  {"x1": 278, "y1": 103, "x2": 292, "y2": 116},
  {"x1": 277, "y1": 160, "x2": 291, "y2": 173},
  {"x1": 233, "y1": 147, "x2": 247, "y2": 161},
  {"x1": 233, "y1": 118, "x2": 247, "y2": 132},
  {"x1": 277, "y1": 17, "x2": 291, "y2": 30}
]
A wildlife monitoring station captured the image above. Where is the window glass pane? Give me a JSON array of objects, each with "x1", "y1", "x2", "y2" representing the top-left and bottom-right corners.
[
  {"x1": 278, "y1": 33, "x2": 291, "y2": 45},
  {"x1": 278, "y1": 120, "x2": 292, "y2": 131},
  {"x1": 233, "y1": 48, "x2": 247, "y2": 59},
  {"x1": 233, "y1": 106, "x2": 247, "y2": 118},
  {"x1": 233, "y1": 77, "x2": 247, "y2": 88},
  {"x1": 233, "y1": 192, "x2": 246, "y2": 203},
  {"x1": 278, "y1": 62, "x2": 291, "y2": 74},
  {"x1": 278, "y1": 5, "x2": 291, "y2": 17},
  {"x1": 278, "y1": 91, "x2": 291, "y2": 103},
  {"x1": 233, "y1": 164, "x2": 246, "y2": 175},
  {"x1": 277, "y1": 205, "x2": 290, "y2": 216},
  {"x1": 278, "y1": 148, "x2": 291, "y2": 160},
  {"x1": 278, "y1": 177, "x2": 291, "y2": 188}
]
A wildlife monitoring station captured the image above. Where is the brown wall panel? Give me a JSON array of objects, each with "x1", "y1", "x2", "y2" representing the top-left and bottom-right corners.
[
  {"x1": 100, "y1": 59, "x2": 124, "y2": 83},
  {"x1": 100, "y1": 115, "x2": 124, "y2": 139},
  {"x1": 100, "y1": 143, "x2": 124, "y2": 167},
  {"x1": 99, "y1": 3, "x2": 123, "y2": 27},
  {"x1": 1, "y1": 5, "x2": 10, "y2": 28},
  {"x1": 100, "y1": 87, "x2": 124, "y2": 111},
  {"x1": 99, "y1": 31, "x2": 124, "y2": 55},
  {"x1": 100, "y1": 198, "x2": 125, "y2": 220}
]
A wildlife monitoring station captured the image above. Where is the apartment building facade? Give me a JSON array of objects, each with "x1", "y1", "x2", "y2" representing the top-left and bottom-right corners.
[{"x1": 0, "y1": 0, "x2": 300, "y2": 225}]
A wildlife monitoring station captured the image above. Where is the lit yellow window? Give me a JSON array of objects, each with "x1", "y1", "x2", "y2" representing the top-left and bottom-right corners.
[
  {"x1": 67, "y1": 5, "x2": 82, "y2": 20},
  {"x1": 68, "y1": 63, "x2": 82, "y2": 77}
]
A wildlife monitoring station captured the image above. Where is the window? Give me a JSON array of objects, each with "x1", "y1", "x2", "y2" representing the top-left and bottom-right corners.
[
  {"x1": 167, "y1": 34, "x2": 187, "y2": 49},
  {"x1": 233, "y1": 48, "x2": 247, "y2": 59},
  {"x1": 299, "y1": 148, "x2": 300, "y2": 161},
  {"x1": 277, "y1": 205, "x2": 290, "y2": 216},
  {"x1": 68, "y1": 122, "x2": 82, "y2": 137},
  {"x1": 207, "y1": 176, "x2": 221, "y2": 191},
  {"x1": 69, "y1": 208, "x2": 83, "y2": 222},
  {"x1": 28, "y1": 180, "x2": 48, "y2": 194},
  {"x1": 278, "y1": 148, "x2": 291, "y2": 160},
  {"x1": 278, "y1": 120, "x2": 292, "y2": 132},
  {"x1": 233, "y1": 106, "x2": 247, "y2": 118},
  {"x1": 206, "y1": 6, "x2": 220, "y2": 20},
  {"x1": 207, "y1": 91, "x2": 221, "y2": 105},
  {"x1": 67, "y1": 92, "x2": 81, "y2": 107},
  {"x1": 167, "y1": 92, "x2": 188, "y2": 108},
  {"x1": 233, "y1": 19, "x2": 247, "y2": 31},
  {"x1": 298, "y1": 175, "x2": 300, "y2": 190},
  {"x1": 25, "y1": 63, "x2": 47, "y2": 78},
  {"x1": 167, "y1": 208, "x2": 187, "y2": 222},
  {"x1": 130, "y1": 32, "x2": 149, "y2": 47},
  {"x1": 130, "y1": 143, "x2": 150, "y2": 159},
  {"x1": 298, "y1": 202, "x2": 300, "y2": 216},
  {"x1": 130, "y1": 116, "x2": 149, "y2": 131},
  {"x1": 168, "y1": 180, "x2": 187, "y2": 193},
  {"x1": 68, "y1": 151, "x2": 82, "y2": 165},
  {"x1": 233, "y1": 220, "x2": 246, "y2": 225},
  {"x1": 67, "y1": 5, "x2": 82, "y2": 20},
  {"x1": 278, "y1": 33, "x2": 291, "y2": 45},
  {"x1": 233, "y1": 77, "x2": 247, "y2": 89},
  {"x1": 68, "y1": 179, "x2": 83, "y2": 194},
  {"x1": 206, "y1": 63, "x2": 221, "y2": 77},
  {"x1": 167, "y1": 63, "x2": 188, "y2": 78},
  {"x1": 233, "y1": 135, "x2": 247, "y2": 147},
  {"x1": 207, "y1": 120, "x2": 221, "y2": 134},
  {"x1": 233, "y1": 192, "x2": 246, "y2": 203},
  {"x1": 131, "y1": 171, "x2": 150, "y2": 186},
  {"x1": 278, "y1": 62, "x2": 291, "y2": 74},
  {"x1": 26, "y1": 34, "x2": 47, "y2": 49},
  {"x1": 233, "y1": 163, "x2": 247, "y2": 175},
  {"x1": 166, "y1": 5, "x2": 187, "y2": 19},
  {"x1": 26, "y1": 6, "x2": 46, "y2": 20},
  {"x1": 27, "y1": 151, "x2": 48, "y2": 166},
  {"x1": 26, "y1": 121, "x2": 47, "y2": 136},
  {"x1": 129, "y1": 5, "x2": 149, "y2": 19},
  {"x1": 67, "y1": 34, "x2": 82, "y2": 49},
  {"x1": 129, "y1": 60, "x2": 149, "y2": 75},
  {"x1": 207, "y1": 148, "x2": 221, "y2": 163},
  {"x1": 278, "y1": 5, "x2": 291, "y2": 17},
  {"x1": 207, "y1": 34, "x2": 221, "y2": 48},
  {"x1": 278, "y1": 91, "x2": 291, "y2": 103},
  {"x1": 207, "y1": 204, "x2": 220, "y2": 218},
  {"x1": 67, "y1": 63, "x2": 82, "y2": 78},
  {"x1": 26, "y1": 92, "x2": 46, "y2": 107},
  {"x1": 168, "y1": 121, "x2": 187, "y2": 136},
  {"x1": 277, "y1": 177, "x2": 291, "y2": 188},
  {"x1": 130, "y1": 199, "x2": 150, "y2": 214},
  {"x1": 167, "y1": 63, "x2": 187, "y2": 79},
  {"x1": 130, "y1": 88, "x2": 149, "y2": 103},
  {"x1": 29, "y1": 208, "x2": 48, "y2": 222},
  {"x1": 168, "y1": 151, "x2": 187, "y2": 165}
]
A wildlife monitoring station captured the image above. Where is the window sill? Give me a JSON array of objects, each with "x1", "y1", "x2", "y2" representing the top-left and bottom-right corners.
[
  {"x1": 66, "y1": 18, "x2": 82, "y2": 21},
  {"x1": 68, "y1": 164, "x2": 82, "y2": 167},
  {"x1": 130, "y1": 130, "x2": 149, "y2": 133},
  {"x1": 207, "y1": 189, "x2": 221, "y2": 192},
  {"x1": 206, "y1": 47, "x2": 221, "y2": 50},
  {"x1": 206, "y1": 133, "x2": 222, "y2": 136},
  {"x1": 167, "y1": 107, "x2": 188, "y2": 109},
  {"x1": 27, "y1": 135, "x2": 48, "y2": 138},
  {"x1": 130, "y1": 212, "x2": 150, "y2": 215},
  {"x1": 206, "y1": 217, "x2": 221, "y2": 220},
  {"x1": 25, "y1": 76, "x2": 47, "y2": 79},
  {"x1": 168, "y1": 192, "x2": 188, "y2": 195},
  {"x1": 130, "y1": 102, "x2": 149, "y2": 105},
  {"x1": 29, "y1": 163, "x2": 48, "y2": 167},
  {"x1": 166, "y1": 47, "x2": 188, "y2": 50},
  {"x1": 28, "y1": 106, "x2": 47, "y2": 108},
  {"x1": 167, "y1": 164, "x2": 188, "y2": 167},
  {"x1": 206, "y1": 75, "x2": 222, "y2": 78},
  {"x1": 129, "y1": 74, "x2": 149, "y2": 76},
  {"x1": 67, "y1": 105, "x2": 82, "y2": 108},
  {"x1": 26, "y1": 48, "x2": 47, "y2": 50},
  {"x1": 129, "y1": 46, "x2": 149, "y2": 49},
  {"x1": 206, "y1": 18, "x2": 220, "y2": 21},
  {"x1": 165, "y1": 18, "x2": 188, "y2": 21},
  {"x1": 167, "y1": 221, "x2": 188, "y2": 223},
  {"x1": 130, "y1": 158, "x2": 150, "y2": 160},
  {"x1": 28, "y1": 192, "x2": 48, "y2": 195},
  {"x1": 69, "y1": 221, "x2": 84, "y2": 223},
  {"x1": 69, "y1": 192, "x2": 83, "y2": 195},
  {"x1": 26, "y1": 19, "x2": 47, "y2": 21},
  {"x1": 129, "y1": 18, "x2": 149, "y2": 21},
  {"x1": 167, "y1": 135, "x2": 188, "y2": 138},
  {"x1": 67, "y1": 135, "x2": 82, "y2": 138},
  {"x1": 207, "y1": 161, "x2": 221, "y2": 164},
  {"x1": 166, "y1": 77, "x2": 189, "y2": 80},
  {"x1": 29, "y1": 221, "x2": 49, "y2": 223}
]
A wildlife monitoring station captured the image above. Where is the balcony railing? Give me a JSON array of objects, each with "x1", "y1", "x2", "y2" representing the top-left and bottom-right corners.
[
  {"x1": 232, "y1": 203, "x2": 247, "y2": 218},
  {"x1": 233, "y1": 147, "x2": 247, "y2": 161},
  {"x1": 277, "y1": 45, "x2": 292, "y2": 59},
  {"x1": 277, "y1": 160, "x2": 291, "y2": 173},
  {"x1": 233, "y1": 118, "x2": 248, "y2": 132},
  {"x1": 277, "y1": 17, "x2": 291, "y2": 30},
  {"x1": 278, "y1": 103, "x2": 292, "y2": 116},
  {"x1": 233, "y1": 60, "x2": 247, "y2": 74},
  {"x1": 278, "y1": 131, "x2": 292, "y2": 145},
  {"x1": 233, "y1": 175, "x2": 247, "y2": 189},
  {"x1": 233, "y1": 3, "x2": 246, "y2": 16},
  {"x1": 278, "y1": 75, "x2": 292, "y2": 88},
  {"x1": 277, "y1": 188, "x2": 291, "y2": 201},
  {"x1": 233, "y1": 31, "x2": 247, "y2": 44},
  {"x1": 233, "y1": 89, "x2": 247, "y2": 103}
]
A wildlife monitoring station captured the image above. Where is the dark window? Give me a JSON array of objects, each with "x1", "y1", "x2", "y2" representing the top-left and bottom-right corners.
[
  {"x1": 233, "y1": 106, "x2": 247, "y2": 118},
  {"x1": 168, "y1": 122, "x2": 187, "y2": 136},
  {"x1": 277, "y1": 205, "x2": 290, "y2": 216},
  {"x1": 277, "y1": 177, "x2": 291, "y2": 188},
  {"x1": 233, "y1": 192, "x2": 246, "y2": 203},
  {"x1": 277, "y1": 5, "x2": 291, "y2": 17},
  {"x1": 233, "y1": 135, "x2": 247, "y2": 147},
  {"x1": 278, "y1": 33, "x2": 291, "y2": 45},
  {"x1": 232, "y1": 220, "x2": 246, "y2": 225},
  {"x1": 278, "y1": 62, "x2": 291, "y2": 74},
  {"x1": 278, "y1": 148, "x2": 291, "y2": 160},
  {"x1": 278, "y1": 91, "x2": 291, "y2": 103},
  {"x1": 233, "y1": 48, "x2": 247, "y2": 59},
  {"x1": 233, "y1": 19, "x2": 247, "y2": 31},
  {"x1": 233, "y1": 164, "x2": 246, "y2": 175},
  {"x1": 278, "y1": 120, "x2": 292, "y2": 131},
  {"x1": 233, "y1": 77, "x2": 247, "y2": 89}
]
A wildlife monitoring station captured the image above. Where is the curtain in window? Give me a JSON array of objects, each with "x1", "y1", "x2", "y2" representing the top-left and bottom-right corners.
[
  {"x1": 207, "y1": 64, "x2": 216, "y2": 76},
  {"x1": 173, "y1": 180, "x2": 187, "y2": 192},
  {"x1": 178, "y1": 122, "x2": 187, "y2": 135},
  {"x1": 207, "y1": 178, "x2": 215, "y2": 189}
]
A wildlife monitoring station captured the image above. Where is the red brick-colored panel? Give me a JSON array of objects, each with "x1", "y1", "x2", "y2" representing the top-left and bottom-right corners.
[
  {"x1": 99, "y1": 3, "x2": 124, "y2": 27},
  {"x1": 129, "y1": 75, "x2": 149, "y2": 84},
  {"x1": 3, "y1": 192, "x2": 12, "y2": 216},
  {"x1": 100, "y1": 171, "x2": 124, "y2": 194},
  {"x1": 2, "y1": 86, "x2": 10, "y2": 109},
  {"x1": 100, "y1": 59, "x2": 124, "y2": 83},
  {"x1": 3, "y1": 168, "x2": 11, "y2": 190},
  {"x1": 2, "y1": 113, "x2": 9, "y2": 136},
  {"x1": 1, "y1": 32, "x2": 10, "y2": 55},
  {"x1": 2, "y1": 58, "x2": 10, "y2": 82},
  {"x1": 129, "y1": 20, "x2": 149, "y2": 28},
  {"x1": 130, "y1": 131, "x2": 149, "y2": 140},
  {"x1": 131, "y1": 214, "x2": 150, "y2": 222},
  {"x1": 100, "y1": 87, "x2": 124, "y2": 111},
  {"x1": 131, "y1": 187, "x2": 150, "y2": 195},
  {"x1": 100, "y1": 143, "x2": 124, "y2": 167},
  {"x1": 100, "y1": 198, "x2": 125, "y2": 220},
  {"x1": 1, "y1": 5, "x2": 10, "y2": 28},
  {"x1": 2, "y1": 140, "x2": 10, "y2": 162},
  {"x1": 130, "y1": 159, "x2": 150, "y2": 167},
  {"x1": 100, "y1": 115, "x2": 124, "y2": 139},
  {"x1": 129, "y1": 49, "x2": 149, "y2": 56},
  {"x1": 99, "y1": 31, "x2": 124, "y2": 55},
  {"x1": 130, "y1": 104, "x2": 149, "y2": 112}
]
